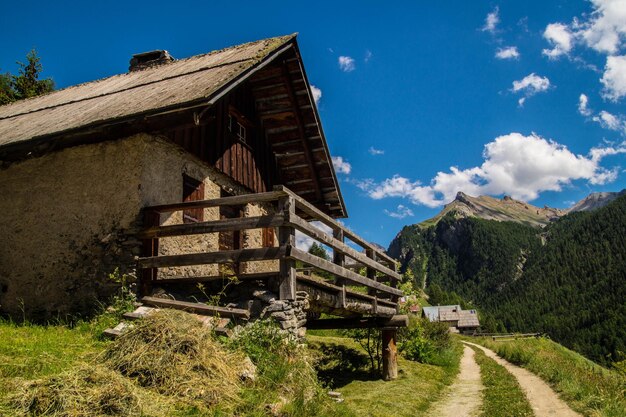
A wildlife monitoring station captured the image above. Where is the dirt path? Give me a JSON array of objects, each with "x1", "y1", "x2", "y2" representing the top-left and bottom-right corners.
[
  {"x1": 429, "y1": 345, "x2": 484, "y2": 417},
  {"x1": 463, "y1": 341, "x2": 581, "y2": 417}
]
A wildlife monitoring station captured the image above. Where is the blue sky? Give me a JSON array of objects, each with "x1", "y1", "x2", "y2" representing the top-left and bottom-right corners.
[{"x1": 2, "y1": 1, "x2": 625, "y2": 247}]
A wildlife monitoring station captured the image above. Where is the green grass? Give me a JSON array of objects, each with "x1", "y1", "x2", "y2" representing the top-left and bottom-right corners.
[
  {"x1": 308, "y1": 335, "x2": 463, "y2": 417},
  {"x1": 475, "y1": 337, "x2": 626, "y2": 417},
  {"x1": 0, "y1": 319, "x2": 109, "y2": 415},
  {"x1": 468, "y1": 345, "x2": 533, "y2": 417}
]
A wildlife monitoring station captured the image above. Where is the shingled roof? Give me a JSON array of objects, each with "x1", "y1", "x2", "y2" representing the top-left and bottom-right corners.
[{"x1": 0, "y1": 34, "x2": 346, "y2": 217}]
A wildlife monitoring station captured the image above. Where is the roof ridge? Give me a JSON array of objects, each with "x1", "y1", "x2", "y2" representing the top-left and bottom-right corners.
[
  {"x1": 0, "y1": 34, "x2": 296, "y2": 117},
  {"x1": 0, "y1": 58, "x2": 250, "y2": 121}
]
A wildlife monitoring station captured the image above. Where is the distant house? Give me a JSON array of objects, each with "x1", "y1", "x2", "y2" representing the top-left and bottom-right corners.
[{"x1": 422, "y1": 305, "x2": 480, "y2": 334}]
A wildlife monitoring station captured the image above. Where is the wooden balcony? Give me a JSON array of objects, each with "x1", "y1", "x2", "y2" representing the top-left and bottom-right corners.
[{"x1": 137, "y1": 185, "x2": 403, "y2": 319}]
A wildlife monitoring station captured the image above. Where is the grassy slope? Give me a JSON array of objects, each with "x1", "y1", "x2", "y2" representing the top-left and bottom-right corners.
[
  {"x1": 468, "y1": 345, "x2": 533, "y2": 417},
  {"x1": 0, "y1": 321, "x2": 107, "y2": 414},
  {"x1": 0, "y1": 316, "x2": 351, "y2": 417},
  {"x1": 475, "y1": 337, "x2": 626, "y2": 417},
  {"x1": 308, "y1": 335, "x2": 462, "y2": 417}
]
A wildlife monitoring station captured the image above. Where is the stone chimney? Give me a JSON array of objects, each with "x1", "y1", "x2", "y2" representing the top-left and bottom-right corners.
[{"x1": 129, "y1": 50, "x2": 175, "y2": 72}]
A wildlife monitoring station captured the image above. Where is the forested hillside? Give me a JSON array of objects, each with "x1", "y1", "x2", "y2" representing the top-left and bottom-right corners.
[{"x1": 389, "y1": 194, "x2": 626, "y2": 365}]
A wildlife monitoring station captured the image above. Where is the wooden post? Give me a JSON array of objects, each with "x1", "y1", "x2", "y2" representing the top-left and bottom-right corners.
[
  {"x1": 333, "y1": 228, "x2": 345, "y2": 286},
  {"x1": 366, "y1": 249, "x2": 378, "y2": 308},
  {"x1": 382, "y1": 328, "x2": 398, "y2": 381},
  {"x1": 278, "y1": 196, "x2": 296, "y2": 300},
  {"x1": 140, "y1": 210, "x2": 160, "y2": 296}
]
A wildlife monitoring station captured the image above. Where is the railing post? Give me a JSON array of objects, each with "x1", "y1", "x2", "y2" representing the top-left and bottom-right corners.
[
  {"x1": 333, "y1": 228, "x2": 345, "y2": 286},
  {"x1": 139, "y1": 209, "x2": 160, "y2": 296},
  {"x1": 278, "y1": 196, "x2": 296, "y2": 300},
  {"x1": 366, "y1": 248, "x2": 377, "y2": 293}
]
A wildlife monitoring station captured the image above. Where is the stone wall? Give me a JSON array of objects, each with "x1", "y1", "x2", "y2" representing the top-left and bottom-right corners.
[
  {"x1": 0, "y1": 136, "x2": 145, "y2": 319},
  {"x1": 0, "y1": 133, "x2": 279, "y2": 320}
]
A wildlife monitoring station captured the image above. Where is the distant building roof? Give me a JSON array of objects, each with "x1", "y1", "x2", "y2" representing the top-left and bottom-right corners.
[
  {"x1": 458, "y1": 310, "x2": 480, "y2": 328},
  {"x1": 422, "y1": 305, "x2": 479, "y2": 328}
]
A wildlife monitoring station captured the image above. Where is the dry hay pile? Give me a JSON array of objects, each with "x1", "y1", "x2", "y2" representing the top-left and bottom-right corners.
[
  {"x1": 14, "y1": 365, "x2": 141, "y2": 417},
  {"x1": 104, "y1": 309, "x2": 247, "y2": 408},
  {"x1": 12, "y1": 310, "x2": 251, "y2": 416}
]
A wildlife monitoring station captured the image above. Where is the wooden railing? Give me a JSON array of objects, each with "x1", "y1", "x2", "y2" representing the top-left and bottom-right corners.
[{"x1": 137, "y1": 185, "x2": 403, "y2": 314}]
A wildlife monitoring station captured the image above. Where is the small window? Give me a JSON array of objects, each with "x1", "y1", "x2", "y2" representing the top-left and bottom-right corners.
[
  {"x1": 228, "y1": 106, "x2": 251, "y2": 145},
  {"x1": 182, "y1": 174, "x2": 204, "y2": 223}
]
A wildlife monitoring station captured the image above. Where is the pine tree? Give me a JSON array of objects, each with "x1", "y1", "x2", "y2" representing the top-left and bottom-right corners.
[{"x1": 0, "y1": 49, "x2": 54, "y2": 105}]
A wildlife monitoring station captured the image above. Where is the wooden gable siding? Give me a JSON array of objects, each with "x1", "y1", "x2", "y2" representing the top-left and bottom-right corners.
[{"x1": 166, "y1": 82, "x2": 278, "y2": 194}]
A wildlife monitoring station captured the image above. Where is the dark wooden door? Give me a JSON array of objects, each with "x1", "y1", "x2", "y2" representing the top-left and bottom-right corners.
[{"x1": 219, "y1": 189, "x2": 242, "y2": 275}]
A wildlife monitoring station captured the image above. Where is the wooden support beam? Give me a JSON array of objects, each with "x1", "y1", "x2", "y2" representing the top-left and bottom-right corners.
[
  {"x1": 382, "y1": 328, "x2": 398, "y2": 381},
  {"x1": 138, "y1": 214, "x2": 285, "y2": 239},
  {"x1": 288, "y1": 247, "x2": 403, "y2": 297},
  {"x1": 281, "y1": 62, "x2": 322, "y2": 202},
  {"x1": 152, "y1": 272, "x2": 277, "y2": 285},
  {"x1": 278, "y1": 196, "x2": 297, "y2": 300},
  {"x1": 306, "y1": 315, "x2": 409, "y2": 330},
  {"x1": 138, "y1": 246, "x2": 287, "y2": 269},
  {"x1": 141, "y1": 296, "x2": 250, "y2": 320}
]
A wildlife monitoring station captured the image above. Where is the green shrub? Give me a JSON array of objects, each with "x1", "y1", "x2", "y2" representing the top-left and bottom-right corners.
[{"x1": 398, "y1": 317, "x2": 451, "y2": 364}]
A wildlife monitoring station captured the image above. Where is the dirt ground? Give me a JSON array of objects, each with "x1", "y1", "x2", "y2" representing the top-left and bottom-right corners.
[
  {"x1": 429, "y1": 345, "x2": 484, "y2": 417},
  {"x1": 463, "y1": 341, "x2": 581, "y2": 417}
]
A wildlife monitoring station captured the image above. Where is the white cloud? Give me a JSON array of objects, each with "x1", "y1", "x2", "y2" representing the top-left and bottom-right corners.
[
  {"x1": 594, "y1": 110, "x2": 621, "y2": 129},
  {"x1": 338, "y1": 56, "x2": 356, "y2": 72},
  {"x1": 592, "y1": 110, "x2": 626, "y2": 133},
  {"x1": 578, "y1": 93, "x2": 593, "y2": 116},
  {"x1": 542, "y1": 23, "x2": 574, "y2": 59},
  {"x1": 365, "y1": 50, "x2": 373, "y2": 63},
  {"x1": 601, "y1": 55, "x2": 626, "y2": 101},
  {"x1": 368, "y1": 146, "x2": 384, "y2": 155},
  {"x1": 310, "y1": 84, "x2": 322, "y2": 105},
  {"x1": 482, "y1": 7, "x2": 499, "y2": 33},
  {"x1": 512, "y1": 73, "x2": 551, "y2": 95},
  {"x1": 355, "y1": 133, "x2": 626, "y2": 207},
  {"x1": 541, "y1": 1, "x2": 626, "y2": 59},
  {"x1": 511, "y1": 74, "x2": 551, "y2": 105},
  {"x1": 332, "y1": 156, "x2": 352, "y2": 174},
  {"x1": 495, "y1": 46, "x2": 520, "y2": 60},
  {"x1": 578, "y1": 0, "x2": 626, "y2": 54},
  {"x1": 384, "y1": 205, "x2": 414, "y2": 219}
]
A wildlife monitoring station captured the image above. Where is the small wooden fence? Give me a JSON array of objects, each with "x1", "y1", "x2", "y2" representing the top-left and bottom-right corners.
[{"x1": 136, "y1": 185, "x2": 402, "y2": 317}]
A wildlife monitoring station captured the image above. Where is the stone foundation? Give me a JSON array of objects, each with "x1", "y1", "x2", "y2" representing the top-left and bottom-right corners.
[{"x1": 252, "y1": 290, "x2": 309, "y2": 339}]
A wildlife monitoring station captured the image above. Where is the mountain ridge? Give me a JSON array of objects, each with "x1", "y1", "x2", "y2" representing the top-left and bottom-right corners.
[{"x1": 414, "y1": 189, "x2": 625, "y2": 230}]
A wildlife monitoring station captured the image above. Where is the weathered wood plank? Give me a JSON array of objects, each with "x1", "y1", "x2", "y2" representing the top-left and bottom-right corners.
[
  {"x1": 154, "y1": 272, "x2": 277, "y2": 285},
  {"x1": 274, "y1": 185, "x2": 397, "y2": 265},
  {"x1": 288, "y1": 216, "x2": 401, "y2": 281},
  {"x1": 288, "y1": 247, "x2": 403, "y2": 297},
  {"x1": 138, "y1": 214, "x2": 285, "y2": 239},
  {"x1": 295, "y1": 273, "x2": 397, "y2": 308},
  {"x1": 144, "y1": 190, "x2": 287, "y2": 213},
  {"x1": 307, "y1": 315, "x2": 409, "y2": 330},
  {"x1": 141, "y1": 296, "x2": 250, "y2": 319},
  {"x1": 138, "y1": 246, "x2": 287, "y2": 269}
]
